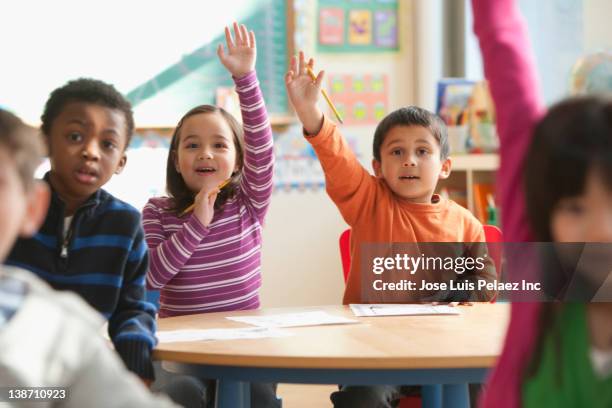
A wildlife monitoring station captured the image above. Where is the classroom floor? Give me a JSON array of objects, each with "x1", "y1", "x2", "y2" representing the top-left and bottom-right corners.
[{"x1": 277, "y1": 384, "x2": 336, "y2": 407}]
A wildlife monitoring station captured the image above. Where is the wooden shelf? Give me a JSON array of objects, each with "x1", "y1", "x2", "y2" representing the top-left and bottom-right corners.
[
  {"x1": 439, "y1": 153, "x2": 499, "y2": 220},
  {"x1": 451, "y1": 154, "x2": 499, "y2": 171},
  {"x1": 270, "y1": 114, "x2": 296, "y2": 127}
]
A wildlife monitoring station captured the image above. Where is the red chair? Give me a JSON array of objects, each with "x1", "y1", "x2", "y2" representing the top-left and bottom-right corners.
[
  {"x1": 483, "y1": 225, "x2": 503, "y2": 303},
  {"x1": 483, "y1": 225, "x2": 502, "y2": 273},
  {"x1": 339, "y1": 228, "x2": 352, "y2": 283}
]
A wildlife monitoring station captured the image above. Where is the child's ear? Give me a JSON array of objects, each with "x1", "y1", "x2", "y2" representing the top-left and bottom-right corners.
[
  {"x1": 372, "y1": 159, "x2": 383, "y2": 178},
  {"x1": 114, "y1": 153, "x2": 127, "y2": 175},
  {"x1": 439, "y1": 157, "x2": 452, "y2": 180},
  {"x1": 19, "y1": 181, "x2": 50, "y2": 237}
]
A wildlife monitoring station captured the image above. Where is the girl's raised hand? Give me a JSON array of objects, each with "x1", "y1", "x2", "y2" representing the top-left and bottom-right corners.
[
  {"x1": 285, "y1": 51, "x2": 324, "y2": 134},
  {"x1": 217, "y1": 22, "x2": 256, "y2": 78}
]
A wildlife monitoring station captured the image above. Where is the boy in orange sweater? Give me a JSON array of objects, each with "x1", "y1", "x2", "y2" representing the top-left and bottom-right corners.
[
  {"x1": 285, "y1": 53, "x2": 495, "y2": 406},
  {"x1": 286, "y1": 53, "x2": 495, "y2": 303}
]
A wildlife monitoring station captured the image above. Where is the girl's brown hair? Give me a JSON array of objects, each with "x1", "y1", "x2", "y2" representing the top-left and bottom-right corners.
[{"x1": 166, "y1": 105, "x2": 245, "y2": 215}]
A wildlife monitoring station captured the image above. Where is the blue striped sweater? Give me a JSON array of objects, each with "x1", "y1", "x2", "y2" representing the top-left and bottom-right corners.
[{"x1": 6, "y1": 173, "x2": 156, "y2": 379}]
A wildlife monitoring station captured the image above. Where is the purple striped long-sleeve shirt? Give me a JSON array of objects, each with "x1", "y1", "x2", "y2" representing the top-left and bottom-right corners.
[{"x1": 142, "y1": 71, "x2": 274, "y2": 318}]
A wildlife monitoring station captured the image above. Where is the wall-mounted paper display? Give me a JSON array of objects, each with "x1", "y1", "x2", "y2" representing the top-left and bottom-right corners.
[
  {"x1": 273, "y1": 125, "x2": 362, "y2": 191},
  {"x1": 348, "y1": 10, "x2": 372, "y2": 45},
  {"x1": 327, "y1": 74, "x2": 389, "y2": 125},
  {"x1": 319, "y1": 8, "x2": 345, "y2": 45},
  {"x1": 317, "y1": 0, "x2": 398, "y2": 52}
]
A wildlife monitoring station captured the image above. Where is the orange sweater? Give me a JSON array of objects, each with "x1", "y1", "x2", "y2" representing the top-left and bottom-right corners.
[{"x1": 307, "y1": 117, "x2": 494, "y2": 304}]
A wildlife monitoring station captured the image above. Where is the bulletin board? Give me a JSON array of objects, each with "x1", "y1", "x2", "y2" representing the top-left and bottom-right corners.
[{"x1": 317, "y1": 0, "x2": 399, "y2": 52}]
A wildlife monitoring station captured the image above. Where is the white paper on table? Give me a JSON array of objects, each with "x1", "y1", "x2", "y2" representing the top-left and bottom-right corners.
[
  {"x1": 226, "y1": 311, "x2": 359, "y2": 328},
  {"x1": 157, "y1": 327, "x2": 293, "y2": 343},
  {"x1": 349, "y1": 304, "x2": 461, "y2": 317}
]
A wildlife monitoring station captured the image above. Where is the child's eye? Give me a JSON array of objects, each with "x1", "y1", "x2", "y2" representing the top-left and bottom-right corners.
[
  {"x1": 102, "y1": 140, "x2": 117, "y2": 150},
  {"x1": 417, "y1": 148, "x2": 429, "y2": 156},
  {"x1": 391, "y1": 149, "x2": 401, "y2": 156},
  {"x1": 557, "y1": 199, "x2": 586, "y2": 216},
  {"x1": 68, "y1": 132, "x2": 82, "y2": 142},
  {"x1": 214, "y1": 142, "x2": 228, "y2": 149},
  {"x1": 185, "y1": 143, "x2": 199, "y2": 149}
]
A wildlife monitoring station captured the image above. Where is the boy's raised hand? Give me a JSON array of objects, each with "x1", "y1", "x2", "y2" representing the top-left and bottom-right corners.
[
  {"x1": 285, "y1": 51, "x2": 324, "y2": 135},
  {"x1": 217, "y1": 22, "x2": 256, "y2": 78}
]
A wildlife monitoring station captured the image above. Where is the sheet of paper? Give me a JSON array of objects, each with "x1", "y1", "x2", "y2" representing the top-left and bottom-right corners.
[
  {"x1": 157, "y1": 327, "x2": 292, "y2": 343},
  {"x1": 350, "y1": 304, "x2": 461, "y2": 317},
  {"x1": 226, "y1": 311, "x2": 359, "y2": 328}
]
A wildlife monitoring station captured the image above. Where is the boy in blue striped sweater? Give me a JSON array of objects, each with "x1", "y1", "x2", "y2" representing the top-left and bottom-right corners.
[{"x1": 6, "y1": 79, "x2": 157, "y2": 384}]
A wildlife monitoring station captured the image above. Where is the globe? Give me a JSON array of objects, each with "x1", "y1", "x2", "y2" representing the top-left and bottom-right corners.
[{"x1": 570, "y1": 52, "x2": 612, "y2": 95}]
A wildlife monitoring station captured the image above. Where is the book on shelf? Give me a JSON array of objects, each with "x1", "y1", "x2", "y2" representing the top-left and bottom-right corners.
[{"x1": 473, "y1": 183, "x2": 495, "y2": 224}]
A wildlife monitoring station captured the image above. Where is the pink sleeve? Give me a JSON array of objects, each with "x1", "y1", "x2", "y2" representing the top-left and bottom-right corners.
[
  {"x1": 234, "y1": 71, "x2": 274, "y2": 224},
  {"x1": 142, "y1": 200, "x2": 209, "y2": 289},
  {"x1": 472, "y1": 0, "x2": 545, "y2": 243},
  {"x1": 471, "y1": 0, "x2": 546, "y2": 407}
]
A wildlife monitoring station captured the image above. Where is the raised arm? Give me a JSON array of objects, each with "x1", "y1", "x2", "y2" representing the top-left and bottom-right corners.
[
  {"x1": 218, "y1": 23, "x2": 274, "y2": 223},
  {"x1": 472, "y1": 1, "x2": 547, "y2": 407},
  {"x1": 472, "y1": 0, "x2": 545, "y2": 242},
  {"x1": 285, "y1": 52, "x2": 377, "y2": 225}
]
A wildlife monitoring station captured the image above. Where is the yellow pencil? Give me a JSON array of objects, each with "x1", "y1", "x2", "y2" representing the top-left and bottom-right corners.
[
  {"x1": 181, "y1": 178, "x2": 232, "y2": 216},
  {"x1": 305, "y1": 66, "x2": 343, "y2": 124}
]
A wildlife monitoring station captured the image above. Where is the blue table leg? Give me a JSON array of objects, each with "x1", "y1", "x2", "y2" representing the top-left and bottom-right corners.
[
  {"x1": 442, "y1": 383, "x2": 469, "y2": 408},
  {"x1": 216, "y1": 380, "x2": 250, "y2": 408},
  {"x1": 422, "y1": 384, "x2": 442, "y2": 408}
]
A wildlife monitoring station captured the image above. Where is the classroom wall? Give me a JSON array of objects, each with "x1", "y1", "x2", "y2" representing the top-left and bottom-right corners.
[
  {"x1": 583, "y1": 0, "x2": 612, "y2": 52},
  {"x1": 260, "y1": 0, "x2": 612, "y2": 307},
  {"x1": 464, "y1": 0, "x2": 612, "y2": 104},
  {"x1": 259, "y1": 0, "x2": 417, "y2": 307}
]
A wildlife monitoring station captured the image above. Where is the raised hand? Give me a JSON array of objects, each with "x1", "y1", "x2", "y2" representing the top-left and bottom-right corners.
[
  {"x1": 217, "y1": 22, "x2": 256, "y2": 78},
  {"x1": 285, "y1": 51, "x2": 324, "y2": 134}
]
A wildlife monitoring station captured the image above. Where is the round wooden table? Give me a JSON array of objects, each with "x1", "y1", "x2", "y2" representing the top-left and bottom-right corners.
[{"x1": 154, "y1": 303, "x2": 510, "y2": 408}]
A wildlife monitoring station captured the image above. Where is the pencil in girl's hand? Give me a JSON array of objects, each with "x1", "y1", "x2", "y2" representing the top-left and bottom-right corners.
[
  {"x1": 305, "y1": 66, "x2": 344, "y2": 124},
  {"x1": 181, "y1": 178, "x2": 232, "y2": 216}
]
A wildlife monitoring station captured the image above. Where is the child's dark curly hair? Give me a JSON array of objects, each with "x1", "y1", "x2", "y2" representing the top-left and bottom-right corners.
[{"x1": 40, "y1": 78, "x2": 134, "y2": 146}]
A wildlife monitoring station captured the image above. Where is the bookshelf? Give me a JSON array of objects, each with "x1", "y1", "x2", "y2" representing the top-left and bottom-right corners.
[{"x1": 437, "y1": 153, "x2": 499, "y2": 221}]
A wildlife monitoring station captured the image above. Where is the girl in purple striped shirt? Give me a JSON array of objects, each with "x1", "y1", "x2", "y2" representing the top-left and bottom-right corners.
[{"x1": 142, "y1": 22, "x2": 278, "y2": 408}]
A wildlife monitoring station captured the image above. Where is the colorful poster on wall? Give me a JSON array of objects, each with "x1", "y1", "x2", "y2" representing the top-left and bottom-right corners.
[
  {"x1": 319, "y1": 8, "x2": 345, "y2": 45},
  {"x1": 374, "y1": 10, "x2": 398, "y2": 47},
  {"x1": 348, "y1": 10, "x2": 372, "y2": 45},
  {"x1": 273, "y1": 125, "x2": 361, "y2": 191},
  {"x1": 318, "y1": 0, "x2": 398, "y2": 52},
  {"x1": 273, "y1": 125, "x2": 325, "y2": 191},
  {"x1": 327, "y1": 74, "x2": 388, "y2": 125}
]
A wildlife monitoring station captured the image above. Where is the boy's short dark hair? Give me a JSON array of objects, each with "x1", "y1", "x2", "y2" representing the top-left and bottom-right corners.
[
  {"x1": 372, "y1": 106, "x2": 449, "y2": 162},
  {"x1": 40, "y1": 78, "x2": 135, "y2": 147},
  {"x1": 0, "y1": 109, "x2": 46, "y2": 190}
]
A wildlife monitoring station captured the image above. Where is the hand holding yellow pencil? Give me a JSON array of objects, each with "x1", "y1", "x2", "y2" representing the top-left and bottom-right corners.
[
  {"x1": 305, "y1": 66, "x2": 343, "y2": 124},
  {"x1": 181, "y1": 178, "x2": 232, "y2": 216},
  {"x1": 285, "y1": 52, "x2": 343, "y2": 134}
]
